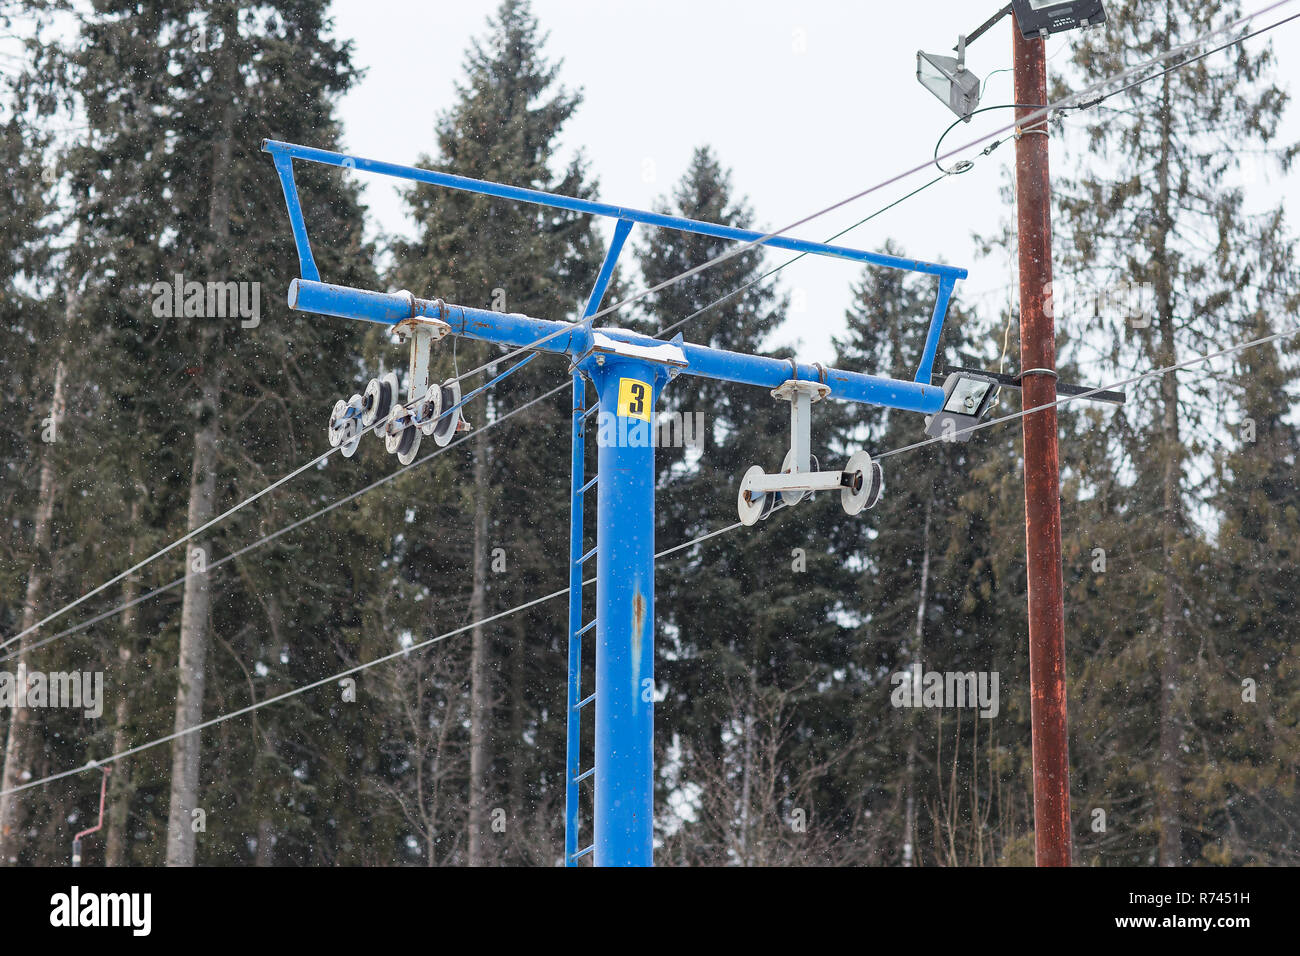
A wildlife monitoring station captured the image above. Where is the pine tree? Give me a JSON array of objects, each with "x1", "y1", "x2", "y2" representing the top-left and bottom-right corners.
[
  {"x1": 388, "y1": 0, "x2": 602, "y2": 864},
  {"x1": 1053, "y1": 0, "x2": 1296, "y2": 864},
  {"x1": 9, "y1": 0, "x2": 375, "y2": 865},
  {"x1": 1200, "y1": 211, "x2": 1300, "y2": 863},
  {"x1": 828, "y1": 246, "x2": 1033, "y2": 865},
  {"x1": 0, "y1": 51, "x2": 60, "y2": 865}
]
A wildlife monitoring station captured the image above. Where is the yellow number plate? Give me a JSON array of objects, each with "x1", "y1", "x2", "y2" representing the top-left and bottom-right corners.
[{"x1": 617, "y1": 378, "x2": 652, "y2": 422}]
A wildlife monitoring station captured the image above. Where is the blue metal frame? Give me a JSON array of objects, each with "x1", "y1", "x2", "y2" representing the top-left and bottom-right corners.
[
  {"x1": 263, "y1": 139, "x2": 965, "y2": 384},
  {"x1": 263, "y1": 139, "x2": 969, "y2": 867}
]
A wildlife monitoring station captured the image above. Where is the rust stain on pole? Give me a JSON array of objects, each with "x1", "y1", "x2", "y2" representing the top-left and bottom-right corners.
[{"x1": 1014, "y1": 25, "x2": 1073, "y2": 868}]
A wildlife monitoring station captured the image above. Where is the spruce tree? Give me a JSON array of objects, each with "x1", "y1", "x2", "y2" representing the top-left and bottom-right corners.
[
  {"x1": 10, "y1": 0, "x2": 375, "y2": 865},
  {"x1": 1053, "y1": 0, "x2": 1296, "y2": 864},
  {"x1": 388, "y1": 0, "x2": 602, "y2": 864}
]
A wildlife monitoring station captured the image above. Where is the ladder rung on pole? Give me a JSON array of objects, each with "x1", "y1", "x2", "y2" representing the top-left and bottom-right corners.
[{"x1": 574, "y1": 692, "x2": 596, "y2": 710}]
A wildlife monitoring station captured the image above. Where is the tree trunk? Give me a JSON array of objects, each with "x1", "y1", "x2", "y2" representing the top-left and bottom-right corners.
[
  {"x1": 105, "y1": 489, "x2": 144, "y2": 867},
  {"x1": 255, "y1": 819, "x2": 274, "y2": 866},
  {"x1": 902, "y1": 500, "x2": 932, "y2": 868},
  {"x1": 165, "y1": 32, "x2": 233, "y2": 863},
  {"x1": 467, "y1": 422, "x2": 491, "y2": 866},
  {"x1": 508, "y1": 615, "x2": 524, "y2": 823},
  {"x1": 0, "y1": 333, "x2": 69, "y2": 865},
  {"x1": 1153, "y1": 3, "x2": 1184, "y2": 867},
  {"x1": 738, "y1": 667, "x2": 757, "y2": 865},
  {"x1": 164, "y1": 378, "x2": 219, "y2": 866}
]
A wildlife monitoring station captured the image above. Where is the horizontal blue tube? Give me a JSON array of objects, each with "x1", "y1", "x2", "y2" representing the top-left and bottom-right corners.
[
  {"x1": 263, "y1": 140, "x2": 967, "y2": 281},
  {"x1": 672, "y1": 341, "x2": 944, "y2": 414},
  {"x1": 289, "y1": 279, "x2": 591, "y2": 355},
  {"x1": 288, "y1": 280, "x2": 944, "y2": 414}
]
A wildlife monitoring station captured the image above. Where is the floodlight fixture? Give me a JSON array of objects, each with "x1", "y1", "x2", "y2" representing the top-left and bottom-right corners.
[
  {"x1": 917, "y1": 35, "x2": 981, "y2": 122},
  {"x1": 1011, "y1": 0, "x2": 1107, "y2": 38},
  {"x1": 924, "y1": 371, "x2": 999, "y2": 442}
]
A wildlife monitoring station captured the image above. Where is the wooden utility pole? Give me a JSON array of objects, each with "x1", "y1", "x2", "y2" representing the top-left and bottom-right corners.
[{"x1": 1013, "y1": 25, "x2": 1072, "y2": 867}]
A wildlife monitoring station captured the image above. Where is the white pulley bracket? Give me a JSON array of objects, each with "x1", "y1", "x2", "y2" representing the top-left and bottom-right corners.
[
  {"x1": 734, "y1": 379, "x2": 883, "y2": 523},
  {"x1": 393, "y1": 315, "x2": 451, "y2": 403},
  {"x1": 770, "y1": 379, "x2": 831, "y2": 477}
]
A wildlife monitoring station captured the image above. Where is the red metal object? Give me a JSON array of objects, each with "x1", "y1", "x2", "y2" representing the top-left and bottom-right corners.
[
  {"x1": 1013, "y1": 27, "x2": 1073, "y2": 867},
  {"x1": 71, "y1": 766, "x2": 111, "y2": 866}
]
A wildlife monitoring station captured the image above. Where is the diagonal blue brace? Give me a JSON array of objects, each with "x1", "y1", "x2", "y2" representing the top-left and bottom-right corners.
[{"x1": 915, "y1": 273, "x2": 958, "y2": 384}]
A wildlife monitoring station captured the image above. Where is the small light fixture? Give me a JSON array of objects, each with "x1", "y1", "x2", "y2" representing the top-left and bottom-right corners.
[
  {"x1": 1011, "y1": 0, "x2": 1107, "y2": 39},
  {"x1": 917, "y1": 35, "x2": 981, "y2": 122},
  {"x1": 924, "y1": 371, "x2": 999, "y2": 442}
]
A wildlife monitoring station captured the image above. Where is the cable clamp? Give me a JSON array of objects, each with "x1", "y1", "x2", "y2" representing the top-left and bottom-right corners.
[
  {"x1": 1014, "y1": 124, "x2": 1050, "y2": 140},
  {"x1": 1019, "y1": 367, "x2": 1059, "y2": 381}
]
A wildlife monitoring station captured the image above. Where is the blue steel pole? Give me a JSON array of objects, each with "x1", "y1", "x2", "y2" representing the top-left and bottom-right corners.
[{"x1": 591, "y1": 358, "x2": 663, "y2": 867}]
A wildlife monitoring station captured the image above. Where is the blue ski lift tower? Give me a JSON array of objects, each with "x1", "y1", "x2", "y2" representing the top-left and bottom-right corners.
[{"x1": 263, "y1": 139, "x2": 971, "y2": 867}]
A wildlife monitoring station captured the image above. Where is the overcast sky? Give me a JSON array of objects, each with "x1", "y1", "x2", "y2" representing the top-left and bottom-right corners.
[{"x1": 330, "y1": 0, "x2": 1300, "y2": 362}]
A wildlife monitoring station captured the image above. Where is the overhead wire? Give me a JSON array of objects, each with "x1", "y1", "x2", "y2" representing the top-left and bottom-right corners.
[
  {"x1": 441, "y1": 0, "x2": 1298, "y2": 388},
  {"x1": 8, "y1": 307, "x2": 1299, "y2": 797},
  {"x1": 5, "y1": 0, "x2": 1298, "y2": 797},
  {"x1": 0, "y1": 502, "x2": 790, "y2": 799},
  {"x1": 9, "y1": 0, "x2": 1291, "y2": 651}
]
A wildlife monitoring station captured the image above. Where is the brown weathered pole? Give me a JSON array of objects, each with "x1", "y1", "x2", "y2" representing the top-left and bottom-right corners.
[{"x1": 1013, "y1": 24, "x2": 1072, "y2": 867}]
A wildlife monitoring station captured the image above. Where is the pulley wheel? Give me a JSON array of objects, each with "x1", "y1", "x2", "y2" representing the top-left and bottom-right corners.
[
  {"x1": 396, "y1": 422, "x2": 421, "y2": 465},
  {"x1": 780, "y1": 449, "x2": 804, "y2": 506},
  {"x1": 384, "y1": 404, "x2": 409, "y2": 454},
  {"x1": 328, "y1": 399, "x2": 348, "y2": 447},
  {"x1": 339, "y1": 419, "x2": 361, "y2": 459},
  {"x1": 433, "y1": 378, "x2": 462, "y2": 446},
  {"x1": 841, "y1": 450, "x2": 876, "y2": 516},
  {"x1": 416, "y1": 384, "x2": 443, "y2": 437},
  {"x1": 361, "y1": 378, "x2": 383, "y2": 428},
  {"x1": 737, "y1": 465, "x2": 766, "y2": 526}
]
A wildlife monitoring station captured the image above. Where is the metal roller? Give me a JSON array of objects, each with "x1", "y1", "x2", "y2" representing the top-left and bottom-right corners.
[
  {"x1": 841, "y1": 451, "x2": 883, "y2": 516},
  {"x1": 433, "y1": 378, "x2": 461, "y2": 447},
  {"x1": 737, "y1": 465, "x2": 766, "y2": 526},
  {"x1": 415, "y1": 384, "x2": 443, "y2": 437}
]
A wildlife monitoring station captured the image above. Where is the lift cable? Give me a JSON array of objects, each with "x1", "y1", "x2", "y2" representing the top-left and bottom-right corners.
[
  {"x1": 0, "y1": 379, "x2": 569, "y2": 664},
  {"x1": 440, "y1": 0, "x2": 1298, "y2": 389},
  {"x1": 0, "y1": 353, "x2": 536, "y2": 652},
  {"x1": 0, "y1": 501, "x2": 792, "y2": 801},
  {"x1": 7, "y1": 305, "x2": 1299, "y2": 799},
  {"x1": 4, "y1": 0, "x2": 1292, "y2": 652},
  {"x1": 877, "y1": 320, "x2": 1300, "y2": 461},
  {"x1": 7, "y1": 153, "x2": 977, "y2": 660}
]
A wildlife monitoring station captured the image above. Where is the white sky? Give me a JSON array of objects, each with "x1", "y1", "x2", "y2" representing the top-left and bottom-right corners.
[{"x1": 333, "y1": 1, "x2": 1299, "y2": 361}]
